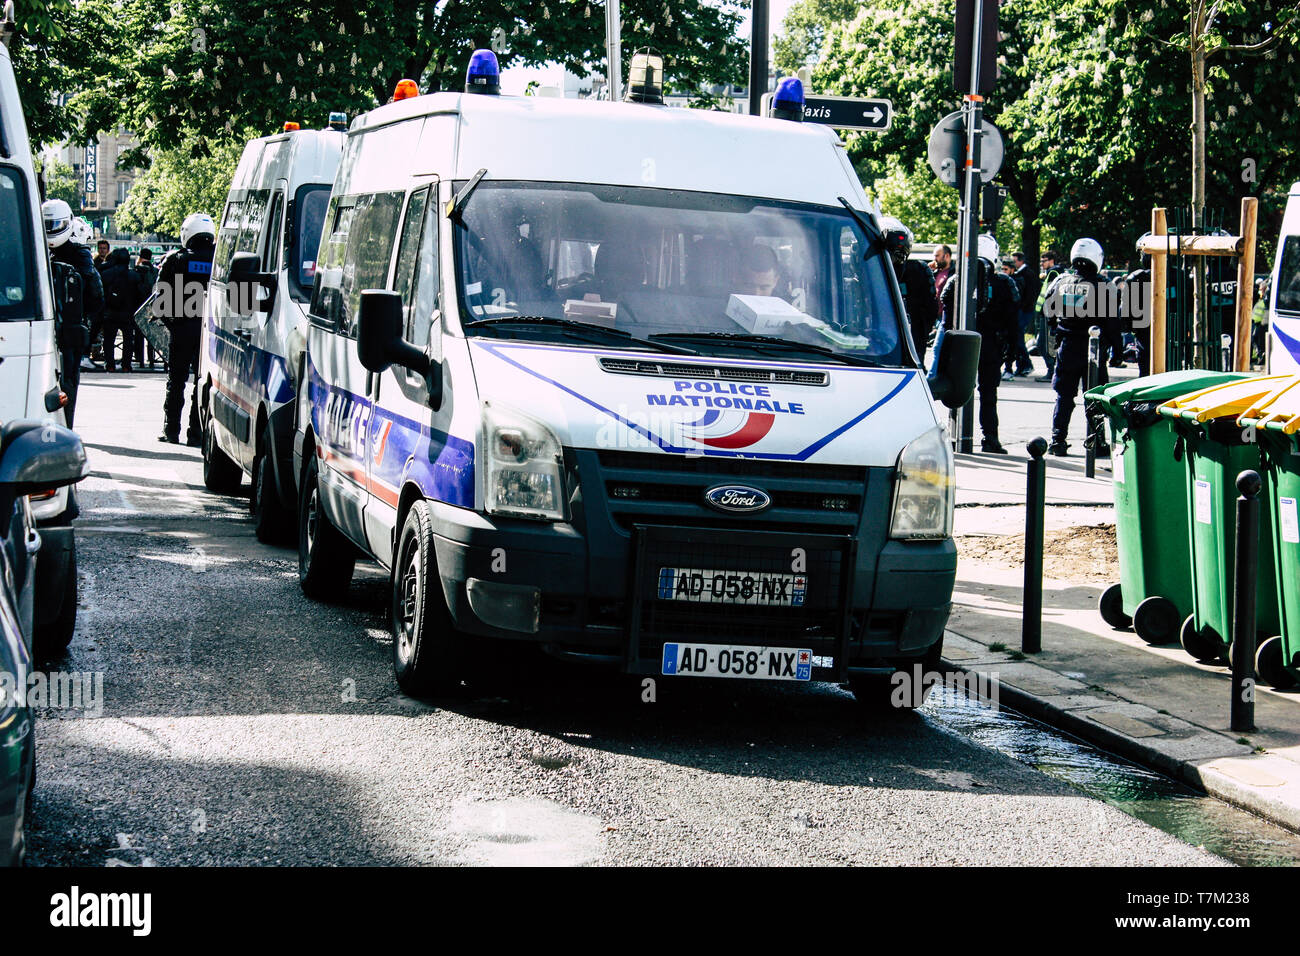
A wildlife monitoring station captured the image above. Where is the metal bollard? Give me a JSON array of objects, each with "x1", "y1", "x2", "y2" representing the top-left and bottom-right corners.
[
  {"x1": 1023, "y1": 437, "x2": 1048, "y2": 654},
  {"x1": 1231, "y1": 470, "x2": 1262, "y2": 733},
  {"x1": 1086, "y1": 327, "x2": 1100, "y2": 479},
  {"x1": 1221, "y1": 333, "x2": 1233, "y2": 373}
]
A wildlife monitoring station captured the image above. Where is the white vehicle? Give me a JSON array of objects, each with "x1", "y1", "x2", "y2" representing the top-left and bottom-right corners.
[
  {"x1": 0, "y1": 10, "x2": 82, "y2": 658},
  {"x1": 199, "y1": 122, "x2": 344, "y2": 541},
  {"x1": 1269, "y1": 182, "x2": 1300, "y2": 373},
  {"x1": 294, "y1": 53, "x2": 978, "y2": 704}
]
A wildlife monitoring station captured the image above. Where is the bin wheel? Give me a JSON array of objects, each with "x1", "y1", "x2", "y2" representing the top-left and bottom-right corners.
[
  {"x1": 1255, "y1": 637, "x2": 1298, "y2": 690},
  {"x1": 1133, "y1": 596, "x2": 1180, "y2": 645},
  {"x1": 1098, "y1": 583, "x2": 1132, "y2": 629},
  {"x1": 1180, "y1": 615, "x2": 1228, "y2": 664}
]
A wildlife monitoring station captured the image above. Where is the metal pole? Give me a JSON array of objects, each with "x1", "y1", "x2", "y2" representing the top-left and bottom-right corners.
[
  {"x1": 1231, "y1": 469, "x2": 1261, "y2": 733},
  {"x1": 748, "y1": 0, "x2": 769, "y2": 116},
  {"x1": 1085, "y1": 326, "x2": 1100, "y2": 479},
  {"x1": 954, "y1": 0, "x2": 985, "y2": 455},
  {"x1": 605, "y1": 0, "x2": 622, "y2": 102},
  {"x1": 1022, "y1": 437, "x2": 1047, "y2": 654}
]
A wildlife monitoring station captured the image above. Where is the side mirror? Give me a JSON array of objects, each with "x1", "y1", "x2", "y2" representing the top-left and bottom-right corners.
[
  {"x1": 227, "y1": 252, "x2": 275, "y2": 317},
  {"x1": 0, "y1": 422, "x2": 88, "y2": 494},
  {"x1": 358, "y1": 290, "x2": 432, "y2": 378},
  {"x1": 927, "y1": 329, "x2": 981, "y2": 409}
]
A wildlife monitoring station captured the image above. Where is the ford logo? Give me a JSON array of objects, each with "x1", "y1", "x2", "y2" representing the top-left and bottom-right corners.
[{"x1": 704, "y1": 484, "x2": 772, "y2": 514}]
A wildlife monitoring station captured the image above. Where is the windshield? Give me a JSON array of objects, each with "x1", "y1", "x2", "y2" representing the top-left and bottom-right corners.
[
  {"x1": 0, "y1": 166, "x2": 36, "y2": 322},
  {"x1": 452, "y1": 181, "x2": 905, "y2": 365},
  {"x1": 290, "y1": 184, "x2": 331, "y2": 300}
]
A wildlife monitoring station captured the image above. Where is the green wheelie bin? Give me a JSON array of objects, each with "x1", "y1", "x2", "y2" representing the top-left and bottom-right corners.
[
  {"x1": 1236, "y1": 376, "x2": 1300, "y2": 688},
  {"x1": 1086, "y1": 370, "x2": 1251, "y2": 644},
  {"x1": 1157, "y1": 376, "x2": 1292, "y2": 664}
]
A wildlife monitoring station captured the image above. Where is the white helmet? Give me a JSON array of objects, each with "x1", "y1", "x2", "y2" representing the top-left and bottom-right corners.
[
  {"x1": 977, "y1": 233, "x2": 1000, "y2": 264},
  {"x1": 180, "y1": 212, "x2": 216, "y2": 248},
  {"x1": 42, "y1": 198, "x2": 74, "y2": 248},
  {"x1": 71, "y1": 217, "x2": 93, "y2": 246},
  {"x1": 1071, "y1": 237, "x2": 1104, "y2": 272}
]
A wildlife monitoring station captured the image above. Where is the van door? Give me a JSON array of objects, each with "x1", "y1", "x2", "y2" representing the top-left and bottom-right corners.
[
  {"x1": 363, "y1": 182, "x2": 439, "y2": 567},
  {"x1": 237, "y1": 182, "x2": 285, "y2": 470},
  {"x1": 306, "y1": 189, "x2": 406, "y2": 551}
]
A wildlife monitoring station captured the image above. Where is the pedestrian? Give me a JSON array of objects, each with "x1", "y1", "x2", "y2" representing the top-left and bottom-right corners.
[
  {"x1": 42, "y1": 200, "x2": 102, "y2": 427},
  {"x1": 155, "y1": 213, "x2": 215, "y2": 445},
  {"x1": 932, "y1": 244, "x2": 953, "y2": 326},
  {"x1": 1009, "y1": 251, "x2": 1040, "y2": 378},
  {"x1": 880, "y1": 217, "x2": 938, "y2": 366},
  {"x1": 1034, "y1": 249, "x2": 1064, "y2": 381},
  {"x1": 940, "y1": 233, "x2": 1020, "y2": 454},
  {"x1": 132, "y1": 248, "x2": 160, "y2": 369},
  {"x1": 1043, "y1": 237, "x2": 1122, "y2": 456},
  {"x1": 99, "y1": 247, "x2": 142, "y2": 372},
  {"x1": 93, "y1": 238, "x2": 110, "y2": 269}
]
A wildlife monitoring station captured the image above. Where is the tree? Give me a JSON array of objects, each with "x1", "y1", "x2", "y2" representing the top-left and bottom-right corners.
[
  {"x1": 773, "y1": 0, "x2": 860, "y2": 75},
  {"x1": 114, "y1": 139, "x2": 242, "y2": 238}
]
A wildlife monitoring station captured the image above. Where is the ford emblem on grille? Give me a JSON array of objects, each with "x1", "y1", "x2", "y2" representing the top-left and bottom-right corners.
[{"x1": 704, "y1": 484, "x2": 772, "y2": 514}]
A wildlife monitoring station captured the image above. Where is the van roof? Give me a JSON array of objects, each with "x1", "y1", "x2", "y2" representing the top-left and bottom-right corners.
[
  {"x1": 227, "y1": 127, "x2": 345, "y2": 197},
  {"x1": 352, "y1": 92, "x2": 871, "y2": 209}
]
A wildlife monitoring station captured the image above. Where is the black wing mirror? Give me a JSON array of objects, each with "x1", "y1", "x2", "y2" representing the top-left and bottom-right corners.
[
  {"x1": 0, "y1": 422, "x2": 88, "y2": 494},
  {"x1": 227, "y1": 252, "x2": 276, "y2": 316},
  {"x1": 927, "y1": 329, "x2": 981, "y2": 409},
  {"x1": 358, "y1": 290, "x2": 431, "y2": 375}
]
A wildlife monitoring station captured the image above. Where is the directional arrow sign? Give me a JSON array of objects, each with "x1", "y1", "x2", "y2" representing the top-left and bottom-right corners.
[{"x1": 759, "y1": 93, "x2": 893, "y2": 132}]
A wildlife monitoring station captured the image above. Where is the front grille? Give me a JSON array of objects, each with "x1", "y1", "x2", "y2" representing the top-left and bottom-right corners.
[
  {"x1": 594, "y1": 449, "x2": 867, "y2": 533},
  {"x1": 599, "y1": 357, "x2": 828, "y2": 387},
  {"x1": 629, "y1": 525, "x2": 855, "y2": 674}
]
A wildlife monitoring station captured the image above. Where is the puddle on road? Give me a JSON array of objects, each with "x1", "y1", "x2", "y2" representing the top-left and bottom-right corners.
[{"x1": 920, "y1": 684, "x2": 1300, "y2": 866}]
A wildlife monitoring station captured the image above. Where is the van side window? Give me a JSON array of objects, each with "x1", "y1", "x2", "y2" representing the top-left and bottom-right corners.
[
  {"x1": 1276, "y1": 236, "x2": 1300, "y2": 314},
  {"x1": 393, "y1": 186, "x2": 431, "y2": 337},
  {"x1": 212, "y1": 200, "x2": 245, "y2": 282},
  {"x1": 310, "y1": 197, "x2": 352, "y2": 330},
  {"x1": 262, "y1": 191, "x2": 284, "y2": 275},
  {"x1": 237, "y1": 189, "x2": 269, "y2": 256},
  {"x1": 310, "y1": 191, "x2": 404, "y2": 337}
]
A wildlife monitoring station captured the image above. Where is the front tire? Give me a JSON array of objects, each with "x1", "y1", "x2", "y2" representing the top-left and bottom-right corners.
[
  {"x1": 251, "y1": 422, "x2": 294, "y2": 545},
  {"x1": 297, "y1": 456, "x2": 355, "y2": 601},
  {"x1": 392, "y1": 500, "x2": 467, "y2": 698},
  {"x1": 202, "y1": 421, "x2": 243, "y2": 495}
]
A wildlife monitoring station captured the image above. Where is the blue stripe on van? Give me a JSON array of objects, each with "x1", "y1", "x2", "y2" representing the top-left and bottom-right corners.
[{"x1": 207, "y1": 318, "x2": 295, "y2": 406}]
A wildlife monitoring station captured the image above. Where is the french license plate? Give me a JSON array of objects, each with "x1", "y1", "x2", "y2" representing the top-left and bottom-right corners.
[
  {"x1": 656, "y1": 566, "x2": 806, "y2": 606},
  {"x1": 661, "y1": 643, "x2": 813, "y2": 681}
]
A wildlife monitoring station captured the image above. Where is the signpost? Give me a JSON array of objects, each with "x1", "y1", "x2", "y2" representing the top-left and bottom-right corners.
[
  {"x1": 604, "y1": 0, "x2": 622, "y2": 101},
  {"x1": 759, "y1": 93, "x2": 893, "y2": 132}
]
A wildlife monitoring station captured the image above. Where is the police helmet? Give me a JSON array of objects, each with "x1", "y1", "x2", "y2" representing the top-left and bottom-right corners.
[
  {"x1": 879, "y1": 216, "x2": 913, "y2": 265},
  {"x1": 42, "y1": 199, "x2": 74, "y2": 248},
  {"x1": 1071, "y1": 237, "x2": 1104, "y2": 273},
  {"x1": 180, "y1": 212, "x2": 216, "y2": 249}
]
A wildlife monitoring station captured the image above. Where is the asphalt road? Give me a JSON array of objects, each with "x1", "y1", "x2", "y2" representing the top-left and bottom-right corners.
[{"x1": 27, "y1": 371, "x2": 1220, "y2": 866}]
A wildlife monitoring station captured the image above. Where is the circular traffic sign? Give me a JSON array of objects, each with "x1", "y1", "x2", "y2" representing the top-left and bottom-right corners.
[{"x1": 927, "y1": 110, "x2": 1004, "y2": 189}]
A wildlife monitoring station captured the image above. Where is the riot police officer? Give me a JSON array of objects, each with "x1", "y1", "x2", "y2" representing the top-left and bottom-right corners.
[
  {"x1": 1120, "y1": 235, "x2": 1153, "y2": 377},
  {"x1": 42, "y1": 200, "x2": 102, "y2": 426},
  {"x1": 880, "y1": 217, "x2": 938, "y2": 366},
  {"x1": 1044, "y1": 237, "x2": 1122, "y2": 456},
  {"x1": 155, "y1": 213, "x2": 215, "y2": 445}
]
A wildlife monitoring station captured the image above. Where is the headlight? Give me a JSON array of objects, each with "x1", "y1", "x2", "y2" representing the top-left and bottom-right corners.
[
  {"x1": 890, "y1": 427, "x2": 954, "y2": 539},
  {"x1": 482, "y1": 402, "x2": 567, "y2": 521}
]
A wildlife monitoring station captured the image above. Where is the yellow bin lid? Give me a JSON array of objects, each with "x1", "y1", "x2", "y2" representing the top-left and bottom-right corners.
[
  {"x1": 1156, "y1": 374, "x2": 1296, "y2": 424},
  {"x1": 1236, "y1": 374, "x2": 1300, "y2": 434}
]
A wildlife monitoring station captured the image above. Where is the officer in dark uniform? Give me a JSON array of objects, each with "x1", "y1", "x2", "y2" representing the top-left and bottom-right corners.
[
  {"x1": 42, "y1": 201, "x2": 102, "y2": 427},
  {"x1": 880, "y1": 217, "x2": 939, "y2": 366},
  {"x1": 154, "y1": 213, "x2": 215, "y2": 445},
  {"x1": 1120, "y1": 235, "x2": 1153, "y2": 377},
  {"x1": 1043, "y1": 237, "x2": 1122, "y2": 456}
]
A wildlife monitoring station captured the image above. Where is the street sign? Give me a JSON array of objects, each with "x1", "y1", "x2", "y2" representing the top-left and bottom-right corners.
[
  {"x1": 927, "y1": 110, "x2": 1003, "y2": 189},
  {"x1": 759, "y1": 93, "x2": 893, "y2": 132},
  {"x1": 83, "y1": 140, "x2": 97, "y2": 198},
  {"x1": 954, "y1": 0, "x2": 999, "y2": 95}
]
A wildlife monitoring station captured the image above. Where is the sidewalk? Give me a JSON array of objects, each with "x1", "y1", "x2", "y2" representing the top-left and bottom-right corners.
[{"x1": 949, "y1": 443, "x2": 1300, "y2": 834}]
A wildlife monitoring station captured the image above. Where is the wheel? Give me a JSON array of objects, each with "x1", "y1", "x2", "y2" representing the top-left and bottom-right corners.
[
  {"x1": 1181, "y1": 614, "x2": 1228, "y2": 664},
  {"x1": 202, "y1": 421, "x2": 243, "y2": 495},
  {"x1": 297, "y1": 456, "x2": 356, "y2": 601},
  {"x1": 32, "y1": 543, "x2": 76, "y2": 662},
  {"x1": 1132, "y1": 595, "x2": 1180, "y2": 645},
  {"x1": 392, "y1": 500, "x2": 468, "y2": 697},
  {"x1": 1255, "y1": 636, "x2": 1297, "y2": 690},
  {"x1": 250, "y1": 422, "x2": 294, "y2": 545},
  {"x1": 1098, "y1": 583, "x2": 1132, "y2": 629}
]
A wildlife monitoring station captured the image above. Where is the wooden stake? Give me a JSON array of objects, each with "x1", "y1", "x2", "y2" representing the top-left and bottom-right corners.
[
  {"x1": 1152, "y1": 208, "x2": 1168, "y2": 374},
  {"x1": 1235, "y1": 196, "x2": 1259, "y2": 372}
]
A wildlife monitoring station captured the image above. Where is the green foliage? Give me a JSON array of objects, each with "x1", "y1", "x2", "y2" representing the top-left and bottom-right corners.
[
  {"x1": 114, "y1": 138, "x2": 242, "y2": 238},
  {"x1": 772, "y1": 0, "x2": 860, "y2": 74},
  {"x1": 34, "y1": 157, "x2": 80, "y2": 212}
]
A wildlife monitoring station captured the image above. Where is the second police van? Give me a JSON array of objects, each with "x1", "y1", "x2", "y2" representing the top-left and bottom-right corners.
[
  {"x1": 294, "y1": 53, "x2": 978, "y2": 704},
  {"x1": 199, "y1": 119, "x2": 344, "y2": 540}
]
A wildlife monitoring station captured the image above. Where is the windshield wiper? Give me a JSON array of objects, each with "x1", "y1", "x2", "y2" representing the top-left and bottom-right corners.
[
  {"x1": 466, "y1": 315, "x2": 699, "y2": 355},
  {"x1": 446, "y1": 168, "x2": 488, "y2": 225},
  {"x1": 838, "y1": 196, "x2": 885, "y2": 258},
  {"x1": 648, "y1": 331, "x2": 879, "y2": 367}
]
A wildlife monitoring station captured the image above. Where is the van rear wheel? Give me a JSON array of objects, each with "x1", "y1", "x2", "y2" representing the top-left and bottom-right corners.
[
  {"x1": 251, "y1": 423, "x2": 294, "y2": 545},
  {"x1": 392, "y1": 500, "x2": 467, "y2": 698},
  {"x1": 202, "y1": 422, "x2": 243, "y2": 495},
  {"x1": 297, "y1": 456, "x2": 355, "y2": 600}
]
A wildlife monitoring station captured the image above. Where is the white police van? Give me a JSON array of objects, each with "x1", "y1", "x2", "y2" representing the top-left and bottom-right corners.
[
  {"x1": 199, "y1": 121, "x2": 343, "y2": 541},
  {"x1": 0, "y1": 4, "x2": 83, "y2": 658},
  {"x1": 294, "y1": 54, "x2": 978, "y2": 703},
  {"x1": 1269, "y1": 182, "x2": 1300, "y2": 373}
]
